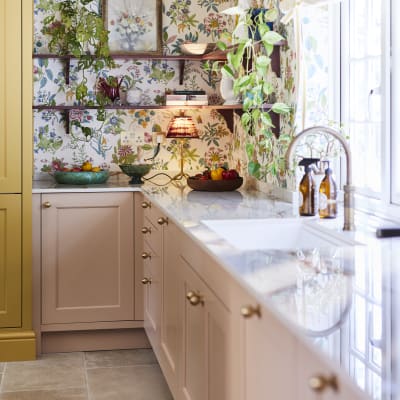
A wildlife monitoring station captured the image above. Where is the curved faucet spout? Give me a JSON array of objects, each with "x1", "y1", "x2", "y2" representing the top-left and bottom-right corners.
[{"x1": 285, "y1": 126, "x2": 355, "y2": 231}]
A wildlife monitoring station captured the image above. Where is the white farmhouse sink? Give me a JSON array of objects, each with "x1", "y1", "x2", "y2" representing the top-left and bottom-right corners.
[{"x1": 201, "y1": 218, "x2": 360, "y2": 251}]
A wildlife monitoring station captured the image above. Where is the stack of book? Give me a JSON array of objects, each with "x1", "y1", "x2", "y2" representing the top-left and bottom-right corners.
[{"x1": 165, "y1": 90, "x2": 208, "y2": 106}]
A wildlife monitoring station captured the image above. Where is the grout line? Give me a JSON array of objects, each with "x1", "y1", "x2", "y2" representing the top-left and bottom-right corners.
[{"x1": 0, "y1": 385, "x2": 85, "y2": 394}]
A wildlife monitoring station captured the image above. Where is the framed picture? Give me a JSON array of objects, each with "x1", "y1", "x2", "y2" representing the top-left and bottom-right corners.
[{"x1": 103, "y1": 0, "x2": 162, "y2": 55}]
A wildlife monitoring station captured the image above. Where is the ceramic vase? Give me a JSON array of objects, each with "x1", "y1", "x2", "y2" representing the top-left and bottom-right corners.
[{"x1": 220, "y1": 75, "x2": 240, "y2": 105}]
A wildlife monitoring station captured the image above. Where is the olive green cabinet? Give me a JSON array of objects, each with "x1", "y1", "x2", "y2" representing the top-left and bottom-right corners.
[
  {"x1": 0, "y1": 0, "x2": 22, "y2": 194},
  {"x1": 0, "y1": 0, "x2": 35, "y2": 361},
  {"x1": 0, "y1": 195, "x2": 22, "y2": 328}
]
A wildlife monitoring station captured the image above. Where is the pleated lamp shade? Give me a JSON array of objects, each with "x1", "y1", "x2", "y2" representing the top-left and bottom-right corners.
[{"x1": 166, "y1": 112, "x2": 199, "y2": 139}]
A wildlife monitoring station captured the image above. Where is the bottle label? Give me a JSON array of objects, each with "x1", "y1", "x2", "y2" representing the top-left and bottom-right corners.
[
  {"x1": 299, "y1": 191, "x2": 304, "y2": 208},
  {"x1": 319, "y1": 193, "x2": 328, "y2": 210}
]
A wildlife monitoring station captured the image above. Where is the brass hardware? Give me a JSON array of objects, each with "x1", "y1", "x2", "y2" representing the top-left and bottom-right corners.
[
  {"x1": 141, "y1": 277, "x2": 152, "y2": 285},
  {"x1": 186, "y1": 291, "x2": 195, "y2": 300},
  {"x1": 141, "y1": 201, "x2": 151, "y2": 209},
  {"x1": 186, "y1": 291, "x2": 204, "y2": 306},
  {"x1": 241, "y1": 304, "x2": 261, "y2": 319},
  {"x1": 309, "y1": 374, "x2": 338, "y2": 393},
  {"x1": 43, "y1": 201, "x2": 52, "y2": 208},
  {"x1": 157, "y1": 217, "x2": 168, "y2": 226},
  {"x1": 141, "y1": 227, "x2": 152, "y2": 234},
  {"x1": 141, "y1": 252, "x2": 151, "y2": 260}
]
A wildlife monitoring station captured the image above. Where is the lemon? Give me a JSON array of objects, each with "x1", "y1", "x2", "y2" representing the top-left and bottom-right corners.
[
  {"x1": 81, "y1": 161, "x2": 92, "y2": 171},
  {"x1": 91, "y1": 166, "x2": 101, "y2": 172}
]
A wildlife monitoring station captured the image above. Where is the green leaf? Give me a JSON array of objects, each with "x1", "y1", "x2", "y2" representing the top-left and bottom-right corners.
[
  {"x1": 221, "y1": 64, "x2": 234, "y2": 79},
  {"x1": 255, "y1": 55, "x2": 270, "y2": 69},
  {"x1": 271, "y1": 103, "x2": 291, "y2": 114},
  {"x1": 245, "y1": 143, "x2": 254, "y2": 159},
  {"x1": 264, "y1": 8, "x2": 278, "y2": 22},
  {"x1": 260, "y1": 112, "x2": 274, "y2": 127},
  {"x1": 263, "y1": 82, "x2": 274, "y2": 95},
  {"x1": 262, "y1": 31, "x2": 284, "y2": 45},
  {"x1": 216, "y1": 41, "x2": 227, "y2": 51}
]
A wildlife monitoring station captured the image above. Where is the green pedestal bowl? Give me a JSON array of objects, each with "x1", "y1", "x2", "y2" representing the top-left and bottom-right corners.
[{"x1": 119, "y1": 164, "x2": 152, "y2": 184}]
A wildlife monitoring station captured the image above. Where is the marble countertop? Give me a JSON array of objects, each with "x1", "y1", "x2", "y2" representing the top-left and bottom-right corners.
[{"x1": 33, "y1": 179, "x2": 400, "y2": 399}]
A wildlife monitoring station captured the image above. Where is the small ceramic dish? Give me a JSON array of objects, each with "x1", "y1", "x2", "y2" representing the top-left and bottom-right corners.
[{"x1": 180, "y1": 43, "x2": 216, "y2": 55}]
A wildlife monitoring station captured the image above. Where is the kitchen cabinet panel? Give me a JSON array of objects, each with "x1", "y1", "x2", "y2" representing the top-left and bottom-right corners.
[
  {"x1": 297, "y1": 342, "x2": 366, "y2": 400},
  {"x1": 0, "y1": 195, "x2": 21, "y2": 328},
  {"x1": 41, "y1": 193, "x2": 134, "y2": 325},
  {"x1": 142, "y1": 237, "x2": 162, "y2": 351},
  {"x1": 0, "y1": 0, "x2": 22, "y2": 193},
  {"x1": 178, "y1": 255, "x2": 232, "y2": 400},
  {"x1": 232, "y1": 287, "x2": 297, "y2": 400}
]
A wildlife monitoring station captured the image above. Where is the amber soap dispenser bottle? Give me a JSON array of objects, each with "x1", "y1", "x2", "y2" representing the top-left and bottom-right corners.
[
  {"x1": 298, "y1": 158, "x2": 319, "y2": 217},
  {"x1": 319, "y1": 161, "x2": 337, "y2": 219}
]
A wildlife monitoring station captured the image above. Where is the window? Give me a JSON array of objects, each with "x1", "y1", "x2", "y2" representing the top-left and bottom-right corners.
[
  {"x1": 392, "y1": 1, "x2": 400, "y2": 205},
  {"x1": 341, "y1": 0, "x2": 399, "y2": 216}
]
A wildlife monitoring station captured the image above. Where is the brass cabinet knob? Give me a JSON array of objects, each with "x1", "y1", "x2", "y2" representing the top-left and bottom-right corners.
[
  {"x1": 157, "y1": 217, "x2": 168, "y2": 226},
  {"x1": 141, "y1": 201, "x2": 151, "y2": 209},
  {"x1": 141, "y1": 227, "x2": 152, "y2": 234},
  {"x1": 186, "y1": 291, "x2": 204, "y2": 306},
  {"x1": 309, "y1": 375, "x2": 338, "y2": 393},
  {"x1": 43, "y1": 201, "x2": 52, "y2": 208},
  {"x1": 141, "y1": 252, "x2": 151, "y2": 260},
  {"x1": 240, "y1": 304, "x2": 261, "y2": 319},
  {"x1": 141, "y1": 277, "x2": 152, "y2": 285},
  {"x1": 186, "y1": 291, "x2": 195, "y2": 300}
]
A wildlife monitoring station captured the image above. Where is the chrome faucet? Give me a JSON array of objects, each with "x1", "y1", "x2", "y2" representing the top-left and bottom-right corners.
[{"x1": 285, "y1": 126, "x2": 355, "y2": 231}]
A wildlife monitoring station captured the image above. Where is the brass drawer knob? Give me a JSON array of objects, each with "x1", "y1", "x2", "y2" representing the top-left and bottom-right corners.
[
  {"x1": 157, "y1": 217, "x2": 168, "y2": 226},
  {"x1": 43, "y1": 201, "x2": 52, "y2": 208},
  {"x1": 141, "y1": 201, "x2": 151, "y2": 209},
  {"x1": 241, "y1": 304, "x2": 261, "y2": 319},
  {"x1": 186, "y1": 291, "x2": 204, "y2": 306},
  {"x1": 309, "y1": 375, "x2": 338, "y2": 393},
  {"x1": 141, "y1": 252, "x2": 151, "y2": 260},
  {"x1": 141, "y1": 227, "x2": 152, "y2": 234},
  {"x1": 141, "y1": 277, "x2": 152, "y2": 285}
]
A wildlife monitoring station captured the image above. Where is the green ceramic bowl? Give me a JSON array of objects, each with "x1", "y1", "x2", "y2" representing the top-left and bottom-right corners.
[
  {"x1": 53, "y1": 170, "x2": 110, "y2": 185},
  {"x1": 119, "y1": 164, "x2": 152, "y2": 184}
]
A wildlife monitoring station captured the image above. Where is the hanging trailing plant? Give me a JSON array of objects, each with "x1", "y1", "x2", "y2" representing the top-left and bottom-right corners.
[
  {"x1": 39, "y1": 0, "x2": 115, "y2": 106},
  {"x1": 217, "y1": 5, "x2": 291, "y2": 136}
]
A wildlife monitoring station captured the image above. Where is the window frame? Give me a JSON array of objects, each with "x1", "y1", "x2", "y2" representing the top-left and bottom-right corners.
[{"x1": 339, "y1": 0, "x2": 400, "y2": 221}]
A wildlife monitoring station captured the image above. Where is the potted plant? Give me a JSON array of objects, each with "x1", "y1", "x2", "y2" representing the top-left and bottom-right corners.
[
  {"x1": 217, "y1": 2, "x2": 290, "y2": 137},
  {"x1": 39, "y1": 0, "x2": 115, "y2": 106}
]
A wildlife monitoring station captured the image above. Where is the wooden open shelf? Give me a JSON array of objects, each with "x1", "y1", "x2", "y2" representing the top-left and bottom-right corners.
[{"x1": 32, "y1": 103, "x2": 279, "y2": 136}]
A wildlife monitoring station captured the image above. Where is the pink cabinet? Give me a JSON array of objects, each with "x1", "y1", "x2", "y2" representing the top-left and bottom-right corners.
[{"x1": 41, "y1": 192, "x2": 134, "y2": 325}]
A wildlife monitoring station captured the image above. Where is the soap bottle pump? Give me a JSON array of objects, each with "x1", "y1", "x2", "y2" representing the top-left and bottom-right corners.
[
  {"x1": 319, "y1": 161, "x2": 337, "y2": 219},
  {"x1": 298, "y1": 158, "x2": 320, "y2": 217}
]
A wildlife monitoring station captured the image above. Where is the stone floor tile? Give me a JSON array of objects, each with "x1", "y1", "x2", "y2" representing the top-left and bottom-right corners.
[
  {"x1": 1, "y1": 363, "x2": 86, "y2": 392},
  {"x1": 87, "y1": 364, "x2": 173, "y2": 400},
  {"x1": 6, "y1": 353, "x2": 84, "y2": 369},
  {"x1": 84, "y1": 349, "x2": 157, "y2": 369},
  {"x1": 0, "y1": 388, "x2": 88, "y2": 400}
]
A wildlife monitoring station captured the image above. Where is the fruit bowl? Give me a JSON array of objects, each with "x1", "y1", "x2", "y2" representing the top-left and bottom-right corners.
[
  {"x1": 119, "y1": 164, "x2": 152, "y2": 184},
  {"x1": 53, "y1": 170, "x2": 109, "y2": 185},
  {"x1": 187, "y1": 177, "x2": 243, "y2": 192}
]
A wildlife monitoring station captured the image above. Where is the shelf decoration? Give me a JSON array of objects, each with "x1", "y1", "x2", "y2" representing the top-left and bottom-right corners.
[
  {"x1": 39, "y1": 0, "x2": 114, "y2": 101},
  {"x1": 103, "y1": 0, "x2": 162, "y2": 55}
]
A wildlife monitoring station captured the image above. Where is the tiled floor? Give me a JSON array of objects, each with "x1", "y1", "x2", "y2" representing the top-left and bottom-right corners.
[{"x1": 0, "y1": 349, "x2": 173, "y2": 400}]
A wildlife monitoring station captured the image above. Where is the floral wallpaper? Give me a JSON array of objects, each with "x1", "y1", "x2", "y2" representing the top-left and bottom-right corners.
[{"x1": 33, "y1": 0, "x2": 298, "y2": 186}]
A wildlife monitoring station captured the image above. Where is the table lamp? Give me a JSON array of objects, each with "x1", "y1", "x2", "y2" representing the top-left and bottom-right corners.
[{"x1": 166, "y1": 111, "x2": 199, "y2": 181}]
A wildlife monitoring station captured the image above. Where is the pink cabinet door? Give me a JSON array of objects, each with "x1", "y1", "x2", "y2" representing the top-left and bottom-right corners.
[{"x1": 41, "y1": 193, "x2": 134, "y2": 324}]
